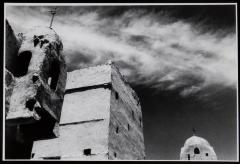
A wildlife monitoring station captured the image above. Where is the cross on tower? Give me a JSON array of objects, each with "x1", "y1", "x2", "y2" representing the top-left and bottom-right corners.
[
  {"x1": 48, "y1": 7, "x2": 58, "y2": 29},
  {"x1": 192, "y1": 128, "x2": 196, "y2": 135}
]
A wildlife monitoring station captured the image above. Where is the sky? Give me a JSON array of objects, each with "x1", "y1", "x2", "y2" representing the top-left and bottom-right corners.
[{"x1": 5, "y1": 4, "x2": 237, "y2": 160}]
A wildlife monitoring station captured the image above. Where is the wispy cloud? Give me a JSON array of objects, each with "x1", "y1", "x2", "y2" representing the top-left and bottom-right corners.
[{"x1": 5, "y1": 5, "x2": 237, "y2": 96}]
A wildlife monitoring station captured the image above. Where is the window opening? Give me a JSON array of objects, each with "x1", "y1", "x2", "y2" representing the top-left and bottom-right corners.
[
  {"x1": 116, "y1": 126, "x2": 119, "y2": 134},
  {"x1": 115, "y1": 92, "x2": 119, "y2": 100},
  {"x1": 83, "y1": 149, "x2": 91, "y2": 156},
  {"x1": 194, "y1": 147, "x2": 200, "y2": 154}
]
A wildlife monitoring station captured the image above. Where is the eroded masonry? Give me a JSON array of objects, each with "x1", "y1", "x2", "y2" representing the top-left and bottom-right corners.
[{"x1": 5, "y1": 21, "x2": 145, "y2": 160}]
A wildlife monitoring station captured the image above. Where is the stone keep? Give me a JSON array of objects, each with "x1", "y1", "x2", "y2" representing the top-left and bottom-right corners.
[
  {"x1": 180, "y1": 135, "x2": 217, "y2": 161},
  {"x1": 31, "y1": 64, "x2": 145, "y2": 160}
]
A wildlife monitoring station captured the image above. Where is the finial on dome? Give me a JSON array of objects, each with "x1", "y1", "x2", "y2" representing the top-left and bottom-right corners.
[{"x1": 192, "y1": 128, "x2": 196, "y2": 136}]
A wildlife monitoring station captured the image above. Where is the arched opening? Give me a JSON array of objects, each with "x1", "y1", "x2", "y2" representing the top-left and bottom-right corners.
[
  {"x1": 47, "y1": 60, "x2": 60, "y2": 91},
  {"x1": 15, "y1": 51, "x2": 32, "y2": 77},
  {"x1": 194, "y1": 147, "x2": 200, "y2": 154}
]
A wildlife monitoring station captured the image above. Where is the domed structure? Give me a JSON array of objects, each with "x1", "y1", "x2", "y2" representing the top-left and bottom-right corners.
[{"x1": 180, "y1": 135, "x2": 217, "y2": 160}]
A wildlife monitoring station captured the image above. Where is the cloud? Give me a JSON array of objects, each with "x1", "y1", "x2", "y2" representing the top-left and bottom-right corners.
[{"x1": 5, "y1": 5, "x2": 237, "y2": 96}]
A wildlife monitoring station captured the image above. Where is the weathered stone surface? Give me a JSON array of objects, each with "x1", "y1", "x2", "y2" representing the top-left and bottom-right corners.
[
  {"x1": 180, "y1": 135, "x2": 217, "y2": 160},
  {"x1": 31, "y1": 138, "x2": 60, "y2": 159},
  {"x1": 109, "y1": 64, "x2": 145, "y2": 160},
  {"x1": 5, "y1": 25, "x2": 67, "y2": 125},
  {"x1": 60, "y1": 88, "x2": 111, "y2": 124},
  {"x1": 65, "y1": 64, "x2": 111, "y2": 90}
]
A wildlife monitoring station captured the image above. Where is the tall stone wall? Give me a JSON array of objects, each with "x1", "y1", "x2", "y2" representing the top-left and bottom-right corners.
[{"x1": 108, "y1": 65, "x2": 145, "y2": 159}]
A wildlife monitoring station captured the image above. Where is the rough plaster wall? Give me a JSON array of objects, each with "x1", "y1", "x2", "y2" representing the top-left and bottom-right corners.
[
  {"x1": 6, "y1": 26, "x2": 67, "y2": 124},
  {"x1": 66, "y1": 64, "x2": 111, "y2": 90},
  {"x1": 31, "y1": 138, "x2": 60, "y2": 159},
  {"x1": 108, "y1": 65, "x2": 145, "y2": 160},
  {"x1": 59, "y1": 120, "x2": 109, "y2": 159},
  {"x1": 60, "y1": 88, "x2": 111, "y2": 124},
  {"x1": 59, "y1": 67, "x2": 112, "y2": 159}
]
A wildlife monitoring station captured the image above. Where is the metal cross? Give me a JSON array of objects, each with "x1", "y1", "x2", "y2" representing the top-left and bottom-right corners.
[
  {"x1": 192, "y1": 128, "x2": 196, "y2": 135},
  {"x1": 48, "y1": 7, "x2": 58, "y2": 28}
]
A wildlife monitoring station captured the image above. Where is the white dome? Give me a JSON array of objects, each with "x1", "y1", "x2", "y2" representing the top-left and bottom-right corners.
[
  {"x1": 180, "y1": 135, "x2": 217, "y2": 160},
  {"x1": 184, "y1": 136, "x2": 210, "y2": 147}
]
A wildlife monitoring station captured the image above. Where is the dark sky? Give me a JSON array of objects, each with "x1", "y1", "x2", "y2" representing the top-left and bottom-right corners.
[{"x1": 5, "y1": 4, "x2": 237, "y2": 160}]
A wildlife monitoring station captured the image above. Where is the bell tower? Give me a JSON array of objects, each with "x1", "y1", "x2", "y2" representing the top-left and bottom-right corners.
[{"x1": 5, "y1": 20, "x2": 67, "y2": 159}]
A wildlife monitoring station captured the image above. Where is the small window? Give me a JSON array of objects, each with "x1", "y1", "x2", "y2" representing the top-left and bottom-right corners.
[
  {"x1": 127, "y1": 124, "x2": 130, "y2": 131},
  {"x1": 31, "y1": 153, "x2": 35, "y2": 158},
  {"x1": 194, "y1": 147, "x2": 200, "y2": 154},
  {"x1": 42, "y1": 156, "x2": 61, "y2": 159},
  {"x1": 139, "y1": 117, "x2": 142, "y2": 126},
  {"x1": 187, "y1": 154, "x2": 190, "y2": 160},
  {"x1": 114, "y1": 152, "x2": 117, "y2": 158},
  {"x1": 83, "y1": 149, "x2": 91, "y2": 156},
  {"x1": 132, "y1": 111, "x2": 135, "y2": 120},
  {"x1": 116, "y1": 126, "x2": 119, "y2": 134},
  {"x1": 206, "y1": 153, "x2": 208, "y2": 156},
  {"x1": 115, "y1": 92, "x2": 119, "y2": 100}
]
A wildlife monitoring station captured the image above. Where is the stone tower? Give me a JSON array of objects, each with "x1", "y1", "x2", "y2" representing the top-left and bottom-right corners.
[
  {"x1": 5, "y1": 21, "x2": 145, "y2": 160},
  {"x1": 31, "y1": 63, "x2": 145, "y2": 160},
  {"x1": 5, "y1": 20, "x2": 67, "y2": 159},
  {"x1": 180, "y1": 135, "x2": 217, "y2": 161}
]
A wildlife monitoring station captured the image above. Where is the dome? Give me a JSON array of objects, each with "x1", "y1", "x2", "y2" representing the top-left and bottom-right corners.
[
  {"x1": 180, "y1": 135, "x2": 217, "y2": 160},
  {"x1": 184, "y1": 136, "x2": 210, "y2": 147}
]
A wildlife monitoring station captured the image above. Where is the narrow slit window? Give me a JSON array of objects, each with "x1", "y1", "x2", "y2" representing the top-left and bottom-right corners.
[
  {"x1": 83, "y1": 149, "x2": 91, "y2": 156},
  {"x1": 114, "y1": 152, "x2": 117, "y2": 158},
  {"x1": 115, "y1": 92, "x2": 119, "y2": 100},
  {"x1": 139, "y1": 117, "x2": 142, "y2": 126},
  {"x1": 187, "y1": 154, "x2": 190, "y2": 160},
  {"x1": 42, "y1": 156, "x2": 61, "y2": 159},
  {"x1": 132, "y1": 111, "x2": 135, "y2": 120},
  {"x1": 116, "y1": 126, "x2": 119, "y2": 134},
  {"x1": 127, "y1": 124, "x2": 130, "y2": 131},
  {"x1": 206, "y1": 153, "x2": 208, "y2": 156}
]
